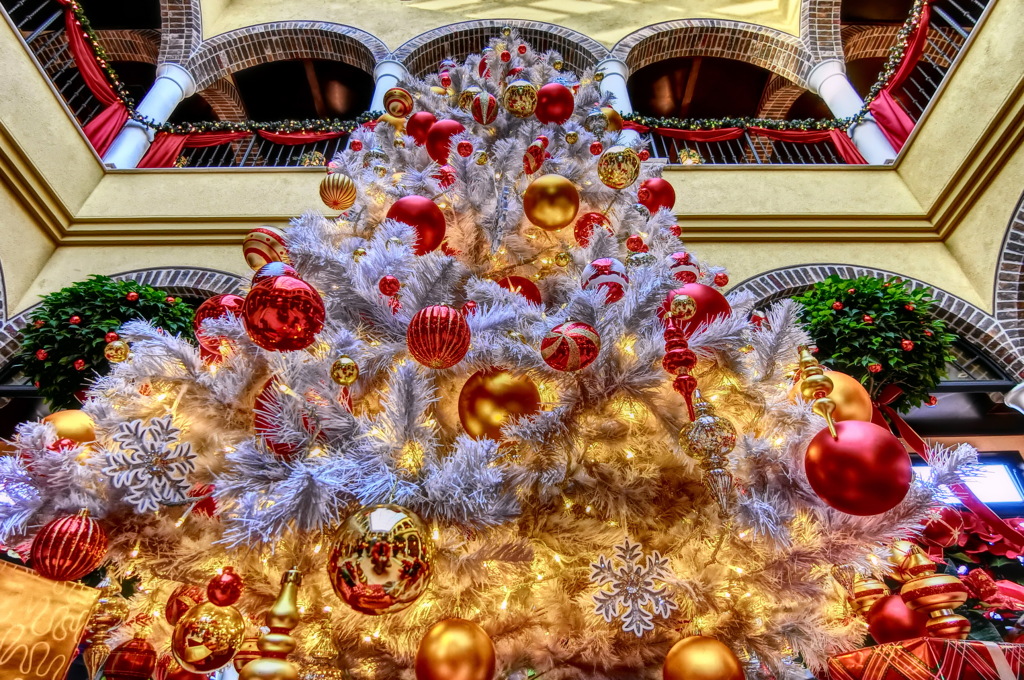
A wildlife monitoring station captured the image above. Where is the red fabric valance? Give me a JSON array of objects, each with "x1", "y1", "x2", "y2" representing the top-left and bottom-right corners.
[{"x1": 137, "y1": 131, "x2": 250, "y2": 168}]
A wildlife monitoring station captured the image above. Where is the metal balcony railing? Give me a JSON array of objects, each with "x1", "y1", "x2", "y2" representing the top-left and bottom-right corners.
[
  {"x1": 649, "y1": 132, "x2": 845, "y2": 166},
  {"x1": 175, "y1": 136, "x2": 349, "y2": 169}
]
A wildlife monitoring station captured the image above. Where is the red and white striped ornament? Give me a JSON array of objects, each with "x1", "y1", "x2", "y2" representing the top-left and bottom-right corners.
[
  {"x1": 666, "y1": 251, "x2": 700, "y2": 284},
  {"x1": 523, "y1": 136, "x2": 549, "y2": 175},
  {"x1": 30, "y1": 509, "x2": 108, "y2": 581},
  {"x1": 582, "y1": 257, "x2": 629, "y2": 303},
  {"x1": 242, "y1": 226, "x2": 289, "y2": 270},
  {"x1": 383, "y1": 87, "x2": 414, "y2": 118},
  {"x1": 406, "y1": 305, "x2": 471, "y2": 369},
  {"x1": 471, "y1": 92, "x2": 499, "y2": 125},
  {"x1": 541, "y1": 321, "x2": 600, "y2": 372}
]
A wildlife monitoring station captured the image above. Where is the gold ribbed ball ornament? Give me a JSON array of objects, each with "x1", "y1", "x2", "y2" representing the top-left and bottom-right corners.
[
  {"x1": 415, "y1": 618, "x2": 495, "y2": 680},
  {"x1": 925, "y1": 610, "x2": 972, "y2": 639},
  {"x1": 458, "y1": 368, "x2": 541, "y2": 440},
  {"x1": 598, "y1": 146, "x2": 641, "y2": 189},
  {"x1": 383, "y1": 87, "x2": 414, "y2": 118},
  {"x1": 42, "y1": 409, "x2": 96, "y2": 443},
  {"x1": 330, "y1": 356, "x2": 359, "y2": 386},
  {"x1": 523, "y1": 174, "x2": 580, "y2": 230},
  {"x1": 662, "y1": 636, "x2": 744, "y2": 680},
  {"x1": 104, "y1": 340, "x2": 130, "y2": 363},
  {"x1": 319, "y1": 173, "x2": 357, "y2": 212},
  {"x1": 502, "y1": 80, "x2": 538, "y2": 118},
  {"x1": 171, "y1": 602, "x2": 246, "y2": 673}
]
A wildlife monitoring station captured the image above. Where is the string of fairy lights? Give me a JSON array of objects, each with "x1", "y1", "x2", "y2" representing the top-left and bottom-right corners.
[{"x1": 60, "y1": 0, "x2": 928, "y2": 136}]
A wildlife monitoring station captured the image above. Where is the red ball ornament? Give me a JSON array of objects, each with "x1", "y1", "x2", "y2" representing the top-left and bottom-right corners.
[
  {"x1": 407, "y1": 112, "x2": 437, "y2": 146},
  {"x1": 253, "y1": 378, "x2": 310, "y2": 460},
  {"x1": 582, "y1": 258, "x2": 629, "y2": 303},
  {"x1": 471, "y1": 92, "x2": 499, "y2": 125},
  {"x1": 497, "y1": 276, "x2": 542, "y2": 306},
  {"x1": 657, "y1": 284, "x2": 732, "y2": 336},
  {"x1": 426, "y1": 119, "x2": 465, "y2": 163},
  {"x1": 462, "y1": 300, "x2": 478, "y2": 315},
  {"x1": 69, "y1": 315, "x2": 82, "y2": 325},
  {"x1": 637, "y1": 178, "x2": 675, "y2": 213},
  {"x1": 457, "y1": 140, "x2": 474, "y2": 157},
  {"x1": 500, "y1": 50, "x2": 511, "y2": 62},
  {"x1": 574, "y1": 211, "x2": 612, "y2": 247},
  {"x1": 73, "y1": 358, "x2": 86, "y2": 371},
  {"x1": 804, "y1": 420, "x2": 912, "y2": 515},
  {"x1": 868, "y1": 363, "x2": 883, "y2": 373},
  {"x1": 517, "y1": 44, "x2": 527, "y2": 55},
  {"x1": 638, "y1": 149, "x2": 650, "y2": 161},
  {"x1": 407, "y1": 305, "x2": 471, "y2": 369},
  {"x1": 508, "y1": 66, "x2": 524, "y2": 78},
  {"x1": 590, "y1": 142, "x2": 603, "y2": 156},
  {"x1": 541, "y1": 321, "x2": 600, "y2": 372},
  {"x1": 188, "y1": 483, "x2": 218, "y2": 518},
  {"x1": 867, "y1": 594, "x2": 928, "y2": 644},
  {"x1": 535, "y1": 83, "x2": 575, "y2": 124},
  {"x1": 433, "y1": 164, "x2": 456, "y2": 189},
  {"x1": 349, "y1": 139, "x2": 364, "y2": 152},
  {"x1": 666, "y1": 251, "x2": 699, "y2": 284},
  {"x1": 48, "y1": 438, "x2": 76, "y2": 452},
  {"x1": 104, "y1": 331, "x2": 119, "y2": 343},
  {"x1": 126, "y1": 292, "x2": 139, "y2": 302},
  {"x1": 35, "y1": 348, "x2": 48, "y2": 361},
  {"x1": 921, "y1": 506, "x2": 964, "y2": 548},
  {"x1": 207, "y1": 566, "x2": 244, "y2": 607},
  {"x1": 863, "y1": 315, "x2": 874, "y2": 324},
  {"x1": 104, "y1": 636, "x2": 157, "y2": 680},
  {"x1": 194, "y1": 294, "x2": 246, "y2": 353},
  {"x1": 901, "y1": 339, "x2": 915, "y2": 351},
  {"x1": 625, "y1": 235, "x2": 646, "y2": 253},
  {"x1": 832, "y1": 301, "x2": 844, "y2": 310},
  {"x1": 713, "y1": 273, "x2": 730, "y2": 288},
  {"x1": 165, "y1": 584, "x2": 206, "y2": 625},
  {"x1": 252, "y1": 262, "x2": 298, "y2": 286},
  {"x1": 379, "y1": 275, "x2": 401, "y2": 296},
  {"x1": 386, "y1": 195, "x2": 446, "y2": 255},
  {"x1": 30, "y1": 510, "x2": 108, "y2": 581},
  {"x1": 243, "y1": 276, "x2": 325, "y2": 352}
]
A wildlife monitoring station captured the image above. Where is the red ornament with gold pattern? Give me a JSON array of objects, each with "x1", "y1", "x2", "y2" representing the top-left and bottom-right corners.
[
  {"x1": 406, "y1": 305, "x2": 471, "y2": 369},
  {"x1": 30, "y1": 509, "x2": 108, "y2": 581},
  {"x1": 104, "y1": 634, "x2": 158, "y2": 680}
]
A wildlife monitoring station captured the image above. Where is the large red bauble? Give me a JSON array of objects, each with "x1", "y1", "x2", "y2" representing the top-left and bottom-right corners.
[
  {"x1": 574, "y1": 211, "x2": 612, "y2": 247},
  {"x1": 251, "y1": 261, "x2": 298, "y2": 286},
  {"x1": 541, "y1": 321, "x2": 600, "y2": 372},
  {"x1": 407, "y1": 112, "x2": 437, "y2": 145},
  {"x1": 921, "y1": 506, "x2": 965, "y2": 548},
  {"x1": 497, "y1": 275, "x2": 542, "y2": 306},
  {"x1": 535, "y1": 83, "x2": 575, "y2": 124},
  {"x1": 426, "y1": 119, "x2": 465, "y2": 163},
  {"x1": 193, "y1": 294, "x2": 245, "y2": 353},
  {"x1": 242, "y1": 275, "x2": 324, "y2": 352},
  {"x1": 207, "y1": 566, "x2": 244, "y2": 606},
  {"x1": 637, "y1": 177, "x2": 675, "y2": 213},
  {"x1": 867, "y1": 594, "x2": 928, "y2": 643},
  {"x1": 657, "y1": 284, "x2": 731, "y2": 335},
  {"x1": 386, "y1": 195, "x2": 446, "y2": 255},
  {"x1": 804, "y1": 420, "x2": 912, "y2": 516},
  {"x1": 104, "y1": 637, "x2": 157, "y2": 680},
  {"x1": 165, "y1": 583, "x2": 206, "y2": 625},
  {"x1": 30, "y1": 510, "x2": 108, "y2": 581},
  {"x1": 407, "y1": 305, "x2": 471, "y2": 369}
]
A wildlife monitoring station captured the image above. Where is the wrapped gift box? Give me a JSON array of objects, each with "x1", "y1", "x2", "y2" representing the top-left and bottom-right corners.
[{"x1": 827, "y1": 637, "x2": 1023, "y2": 680}]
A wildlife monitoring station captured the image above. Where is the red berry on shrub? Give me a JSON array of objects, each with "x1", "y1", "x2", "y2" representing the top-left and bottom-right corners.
[
  {"x1": 126, "y1": 291, "x2": 139, "y2": 302},
  {"x1": 73, "y1": 359, "x2": 86, "y2": 371},
  {"x1": 862, "y1": 315, "x2": 874, "y2": 324},
  {"x1": 105, "y1": 332, "x2": 119, "y2": 343},
  {"x1": 831, "y1": 301, "x2": 844, "y2": 311},
  {"x1": 901, "y1": 339, "x2": 914, "y2": 351},
  {"x1": 35, "y1": 349, "x2": 48, "y2": 361},
  {"x1": 868, "y1": 363, "x2": 883, "y2": 373},
  {"x1": 69, "y1": 315, "x2": 81, "y2": 325}
]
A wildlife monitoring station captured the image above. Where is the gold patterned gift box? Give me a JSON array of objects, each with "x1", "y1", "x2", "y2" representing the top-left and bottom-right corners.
[{"x1": 0, "y1": 560, "x2": 99, "y2": 680}]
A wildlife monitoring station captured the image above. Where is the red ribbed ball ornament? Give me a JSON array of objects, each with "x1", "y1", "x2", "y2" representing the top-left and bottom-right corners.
[
  {"x1": 386, "y1": 195, "x2": 446, "y2": 255},
  {"x1": 242, "y1": 276, "x2": 324, "y2": 352},
  {"x1": 657, "y1": 284, "x2": 732, "y2": 336},
  {"x1": 535, "y1": 83, "x2": 575, "y2": 124},
  {"x1": 193, "y1": 294, "x2": 245, "y2": 353},
  {"x1": 165, "y1": 584, "x2": 206, "y2": 625},
  {"x1": 104, "y1": 636, "x2": 157, "y2": 680},
  {"x1": 866, "y1": 594, "x2": 928, "y2": 644},
  {"x1": 207, "y1": 566, "x2": 244, "y2": 607},
  {"x1": 637, "y1": 177, "x2": 675, "y2": 213},
  {"x1": 541, "y1": 321, "x2": 600, "y2": 372},
  {"x1": 425, "y1": 119, "x2": 465, "y2": 163},
  {"x1": 30, "y1": 509, "x2": 108, "y2": 581},
  {"x1": 407, "y1": 305, "x2": 471, "y2": 369},
  {"x1": 407, "y1": 112, "x2": 437, "y2": 145},
  {"x1": 804, "y1": 420, "x2": 912, "y2": 516}
]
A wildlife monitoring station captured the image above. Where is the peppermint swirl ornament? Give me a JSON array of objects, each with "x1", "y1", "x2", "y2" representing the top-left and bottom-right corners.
[
  {"x1": 666, "y1": 251, "x2": 700, "y2": 284},
  {"x1": 582, "y1": 258, "x2": 629, "y2": 303},
  {"x1": 541, "y1": 321, "x2": 600, "y2": 372}
]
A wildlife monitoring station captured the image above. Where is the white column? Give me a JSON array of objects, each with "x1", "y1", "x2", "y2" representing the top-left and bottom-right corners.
[
  {"x1": 808, "y1": 59, "x2": 897, "y2": 165},
  {"x1": 595, "y1": 57, "x2": 640, "y2": 146},
  {"x1": 370, "y1": 59, "x2": 410, "y2": 112},
  {"x1": 102, "y1": 63, "x2": 196, "y2": 169}
]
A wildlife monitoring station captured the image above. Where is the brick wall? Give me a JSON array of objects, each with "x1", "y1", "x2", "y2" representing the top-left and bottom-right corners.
[
  {"x1": 158, "y1": 0, "x2": 203, "y2": 65},
  {"x1": 800, "y1": 0, "x2": 843, "y2": 62}
]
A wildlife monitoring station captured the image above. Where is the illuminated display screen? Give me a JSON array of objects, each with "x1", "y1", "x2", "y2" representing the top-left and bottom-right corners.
[{"x1": 914, "y1": 464, "x2": 1024, "y2": 504}]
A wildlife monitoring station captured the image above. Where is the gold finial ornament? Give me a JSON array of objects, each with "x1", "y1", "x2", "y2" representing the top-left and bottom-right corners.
[
  {"x1": 83, "y1": 577, "x2": 129, "y2": 680},
  {"x1": 830, "y1": 564, "x2": 857, "y2": 595},
  {"x1": 897, "y1": 547, "x2": 971, "y2": 639},
  {"x1": 797, "y1": 346, "x2": 838, "y2": 438},
  {"x1": 239, "y1": 567, "x2": 303, "y2": 680},
  {"x1": 680, "y1": 390, "x2": 736, "y2": 511}
]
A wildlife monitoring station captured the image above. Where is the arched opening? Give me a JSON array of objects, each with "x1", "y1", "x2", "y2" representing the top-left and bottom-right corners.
[
  {"x1": 627, "y1": 57, "x2": 773, "y2": 119},
  {"x1": 232, "y1": 59, "x2": 372, "y2": 122}
]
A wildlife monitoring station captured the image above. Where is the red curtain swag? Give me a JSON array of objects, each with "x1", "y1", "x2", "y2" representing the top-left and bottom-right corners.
[
  {"x1": 137, "y1": 131, "x2": 249, "y2": 168},
  {"x1": 56, "y1": 0, "x2": 128, "y2": 155}
]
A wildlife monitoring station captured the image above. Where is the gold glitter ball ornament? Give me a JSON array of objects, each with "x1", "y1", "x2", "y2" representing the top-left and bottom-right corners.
[
  {"x1": 553, "y1": 59, "x2": 564, "y2": 70},
  {"x1": 565, "y1": 131, "x2": 579, "y2": 144},
  {"x1": 503, "y1": 80, "x2": 538, "y2": 118},
  {"x1": 594, "y1": 71, "x2": 604, "y2": 82},
  {"x1": 598, "y1": 146, "x2": 641, "y2": 190},
  {"x1": 501, "y1": 25, "x2": 512, "y2": 36},
  {"x1": 555, "y1": 252, "x2": 571, "y2": 266},
  {"x1": 352, "y1": 247, "x2": 367, "y2": 262},
  {"x1": 476, "y1": 151, "x2": 489, "y2": 165},
  {"x1": 330, "y1": 356, "x2": 359, "y2": 386},
  {"x1": 104, "y1": 340, "x2": 130, "y2": 363},
  {"x1": 670, "y1": 295, "x2": 697, "y2": 320},
  {"x1": 458, "y1": 86, "x2": 482, "y2": 112}
]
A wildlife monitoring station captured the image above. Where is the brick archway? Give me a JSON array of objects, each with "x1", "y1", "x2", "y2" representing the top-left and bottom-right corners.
[
  {"x1": 995, "y1": 190, "x2": 1024, "y2": 360},
  {"x1": 728, "y1": 264, "x2": 1024, "y2": 378},
  {"x1": 186, "y1": 23, "x2": 388, "y2": 91},
  {"x1": 195, "y1": 77, "x2": 248, "y2": 122},
  {"x1": 611, "y1": 21, "x2": 814, "y2": 87},
  {"x1": 392, "y1": 21, "x2": 608, "y2": 78},
  {"x1": 158, "y1": 0, "x2": 203, "y2": 64},
  {"x1": 757, "y1": 74, "x2": 808, "y2": 118}
]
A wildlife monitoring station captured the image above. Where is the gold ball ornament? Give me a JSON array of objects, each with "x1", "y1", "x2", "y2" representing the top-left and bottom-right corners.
[
  {"x1": 523, "y1": 174, "x2": 580, "y2": 230},
  {"x1": 171, "y1": 601, "x2": 246, "y2": 674},
  {"x1": 330, "y1": 356, "x2": 359, "y2": 386},
  {"x1": 383, "y1": 87, "x2": 414, "y2": 118},
  {"x1": 320, "y1": 173, "x2": 357, "y2": 212},
  {"x1": 458, "y1": 369, "x2": 541, "y2": 440},
  {"x1": 352, "y1": 247, "x2": 367, "y2": 262},
  {"x1": 594, "y1": 71, "x2": 604, "y2": 82},
  {"x1": 823, "y1": 371, "x2": 873, "y2": 422},
  {"x1": 326, "y1": 504, "x2": 433, "y2": 615},
  {"x1": 565, "y1": 131, "x2": 579, "y2": 144},
  {"x1": 104, "y1": 340, "x2": 130, "y2": 363},
  {"x1": 553, "y1": 59, "x2": 564, "y2": 70},
  {"x1": 501, "y1": 25, "x2": 512, "y2": 36},
  {"x1": 555, "y1": 251, "x2": 571, "y2": 266},
  {"x1": 415, "y1": 618, "x2": 495, "y2": 680},
  {"x1": 373, "y1": 164, "x2": 388, "y2": 178},
  {"x1": 503, "y1": 79, "x2": 538, "y2": 118},
  {"x1": 602, "y1": 106, "x2": 623, "y2": 132},
  {"x1": 459, "y1": 86, "x2": 482, "y2": 112},
  {"x1": 663, "y1": 636, "x2": 744, "y2": 680},
  {"x1": 42, "y1": 409, "x2": 96, "y2": 443},
  {"x1": 670, "y1": 294, "x2": 697, "y2": 320},
  {"x1": 598, "y1": 146, "x2": 641, "y2": 189}
]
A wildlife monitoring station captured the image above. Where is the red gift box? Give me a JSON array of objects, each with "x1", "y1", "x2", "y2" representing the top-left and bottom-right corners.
[{"x1": 827, "y1": 638, "x2": 1023, "y2": 680}]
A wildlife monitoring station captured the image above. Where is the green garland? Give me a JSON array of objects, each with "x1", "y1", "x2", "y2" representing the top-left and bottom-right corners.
[
  {"x1": 853, "y1": 0, "x2": 930, "y2": 124},
  {"x1": 18, "y1": 276, "x2": 195, "y2": 410},
  {"x1": 131, "y1": 111, "x2": 383, "y2": 136},
  {"x1": 793, "y1": 274, "x2": 956, "y2": 413},
  {"x1": 622, "y1": 114, "x2": 852, "y2": 132}
]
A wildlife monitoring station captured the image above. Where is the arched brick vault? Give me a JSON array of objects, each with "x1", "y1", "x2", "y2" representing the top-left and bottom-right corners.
[
  {"x1": 842, "y1": 24, "x2": 960, "y2": 66},
  {"x1": 392, "y1": 20, "x2": 608, "y2": 79},
  {"x1": 0, "y1": 267, "x2": 242, "y2": 369},
  {"x1": 157, "y1": 0, "x2": 203, "y2": 65},
  {"x1": 611, "y1": 20, "x2": 815, "y2": 88},
  {"x1": 995, "y1": 190, "x2": 1024, "y2": 359},
  {"x1": 197, "y1": 77, "x2": 248, "y2": 121},
  {"x1": 35, "y1": 30, "x2": 160, "y2": 71},
  {"x1": 757, "y1": 73, "x2": 807, "y2": 118},
  {"x1": 728, "y1": 264, "x2": 1024, "y2": 379},
  {"x1": 185, "y1": 23, "x2": 388, "y2": 91},
  {"x1": 800, "y1": 0, "x2": 843, "y2": 62}
]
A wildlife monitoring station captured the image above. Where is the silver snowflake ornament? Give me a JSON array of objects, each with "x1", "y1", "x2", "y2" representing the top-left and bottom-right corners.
[
  {"x1": 590, "y1": 537, "x2": 678, "y2": 637},
  {"x1": 103, "y1": 415, "x2": 196, "y2": 513}
]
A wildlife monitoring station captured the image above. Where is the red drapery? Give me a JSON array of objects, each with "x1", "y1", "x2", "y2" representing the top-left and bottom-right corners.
[
  {"x1": 56, "y1": 0, "x2": 128, "y2": 155},
  {"x1": 622, "y1": 121, "x2": 867, "y2": 164},
  {"x1": 137, "y1": 131, "x2": 249, "y2": 168},
  {"x1": 868, "y1": 0, "x2": 933, "y2": 151},
  {"x1": 255, "y1": 130, "x2": 346, "y2": 145}
]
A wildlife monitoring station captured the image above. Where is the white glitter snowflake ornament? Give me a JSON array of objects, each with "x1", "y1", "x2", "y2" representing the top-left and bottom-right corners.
[
  {"x1": 590, "y1": 537, "x2": 678, "y2": 636},
  {"x1": 103, "y1": 415, "x2": 196, "y2": 513}
]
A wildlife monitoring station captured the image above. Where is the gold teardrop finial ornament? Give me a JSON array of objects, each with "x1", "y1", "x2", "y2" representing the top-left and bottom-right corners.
[
  {"x1": 680, "y1": 390, "x2": 737, "y2": 511},
  {"x1": 239, "y1": 567, "x2": 303, "y2": 680}
]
